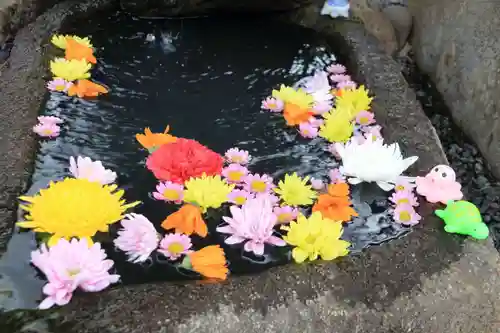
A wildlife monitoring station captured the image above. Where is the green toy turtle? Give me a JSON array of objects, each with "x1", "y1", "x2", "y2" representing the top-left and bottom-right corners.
[{"x1": 435, "y1": 200, "x2": 489, "y2": 240}]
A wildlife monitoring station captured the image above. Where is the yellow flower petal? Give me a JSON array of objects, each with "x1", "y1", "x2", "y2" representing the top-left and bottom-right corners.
[{"x1": 292, "y1": 247, "x2": 309, "y2": 263}]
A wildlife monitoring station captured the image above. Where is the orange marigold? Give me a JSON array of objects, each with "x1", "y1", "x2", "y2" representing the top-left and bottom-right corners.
[
  {"x1": 135, "y1": 126, "x2": 177, "y2": 151},
  {"x1": 68, "y1": 79, "x2": 108, "y2": 98},
  {"x1": 65, "y1": 38, "x2": 96, "y2": 64},
  {"x1": 188, "y1": 245, "x2": 228, "y2": 280},
  {"x1": 283, "y1": 103, "x2": 313, "y2": 126},
  {"x1": 312, "y1": 183, "x2": 358, "y2": 222},
  {"x1": 161, "y1": 204, "x2": 208, "y2": 237}
]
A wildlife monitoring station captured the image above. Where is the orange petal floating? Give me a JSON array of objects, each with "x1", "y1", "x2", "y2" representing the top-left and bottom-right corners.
[
  {"x1": 68, "y1": 79, "x2": 108, "y2": 98},
  {"x1": 188, "y1": 245, "x2": 228, "y2": 280},
  {"x1": 161, "y1": 204, "x2": 208, "y2": 237},
  {"x1": 283, "y1": 103, "x2": 313, "y2": 126},
  {"x1": 135, "y1": 126, "x2": 177, "y2": 151},
  {"x1": 327, "y1": 183, "x2": 350, "y2": 197},
  {"x1": 65, "y1": 38, "x2": 97, "y2": 64},
  {"x1": 312, "y1": 183, "x2": 358, "y2": 222}
]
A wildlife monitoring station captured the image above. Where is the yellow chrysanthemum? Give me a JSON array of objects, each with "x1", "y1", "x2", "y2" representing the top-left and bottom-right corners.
[
  {"x1": 183, "y1": 174, "x2": 234, "y2": 212},
  {"x1": 50, "y1": 58, "x2": 91, "y2": 81},
  {"x1": 274, "y1": 173, "x2": 317, "y2": 206},
  {"x1": 281, "y1": 212, "x2": 350, "y2": 263},
  {"x1": 51, "y1": 34, "x2": 93, "y2": 49},
  {"x1": 335, "y1": 85, "x2": 373, "y2": 119},
  {"x1": 17, "y1": 178, "x2": 140, "y2": 247},
  {"x1": 319, "y1": 109, "x2": 354, "y2": 143},
  {"x1": 272, "y1": 85, "x2": 314, "y2": 109}
]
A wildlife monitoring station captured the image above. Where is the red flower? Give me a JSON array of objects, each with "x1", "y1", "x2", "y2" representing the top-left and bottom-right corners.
[{"x1": 146, "y1": 138, "x2": 224, "y2": 183}]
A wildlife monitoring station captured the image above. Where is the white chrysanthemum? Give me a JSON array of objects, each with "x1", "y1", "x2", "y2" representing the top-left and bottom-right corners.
[{"x1": 335, "y1": 135, "x2": 418, "y2": 191}]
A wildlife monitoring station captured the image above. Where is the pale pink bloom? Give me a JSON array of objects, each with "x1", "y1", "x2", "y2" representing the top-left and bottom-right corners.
[
  {"x1": 328, "y1": 168, "x2": 346, "y2": 184},
  {"x1": 47, "y1": 78, "x2": 73, "y2": 92},
  {"x1": 31, "y1": 238, "x2": 120, "y2": 310},
  {"x1": 38, "y1": 116, "x2": 63, "y2": 125},
  {"x1": 255, "y1": 192, "x2": 280, "y2": 206},
  {"x1": 244, "y1": 173, "x2": 275, "y2": 193},
  {"x1": 304, "y1": 71, "x2": 331, "y2": 94},
  {"x1": 225, "y1": 148, "x2": 251, "y2": 165},
  {"x1": 261, "y1": 97, "x2": 284, "y2": 112},
  {"x1": 327, "y1": 143, "x2": 341, "y2": 159},
  {"x1": 69, "y1": 156, "x2": 117, "y2": 185},
  {"x1": 336, "y1": 80, "x2": 357, "y2": 90},
  {"x1": 361, "y1": 124, "x2": 382, "y2": 137},
  {"x1": 312, "y1": 101, "x2": 333, "y2": 114},
  {"x1": 113, "y1": 214, "x2": 160, "y2": 263},
  {"x1": 299, "y1": 122, "x2": 319, "y2": 138},
  {"x1": 308, "y1": 117, "x2": 324, "y2": 128},
  {"x1": 217, "y1": 195, "x2": 286, "y2": 255},
  {"x1": 153, "y1": 181, "x2": 184, "y2": 203},
  {"x1": 228, "y1": 189, "x2": 254, "y2": 205},
  {"x1": 330, "y1": 74, "x2": 351, "y2": 83},
  {"x1": 222, "y1": 163, "x2": 249, "y2": 183},
  {"x1": 389, "y1": 190, "x2": 419, "y2": 207},
  {"x1": 273, "y1": 205, "x2": 299, "y2": 224},
  {"x1": 355, "y1": 111, "x2": 375, "y2": 126},
  {"x1": 158, "y1": 233, "x2": 192, "y2": 260},
  {"x1": 394, "y1": 178, "x2": 416, "y2": 192},
  {"x1": 326, "y1": 63, "x2": 346, "y2": 74},
  {"x1": 393, "y1": 204, "x2": 421, "y2": 226},
  {"x1": 310, "y1": 177, "x2": 324, "y2": 190},
  {"x1": 33, "y1": 122, "x2": 60, "y2": 138}
]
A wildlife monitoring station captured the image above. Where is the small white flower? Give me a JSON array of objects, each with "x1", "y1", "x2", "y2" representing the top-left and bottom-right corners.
[{"x1": 69, "y1": 156, "x2": 117, "y2": 185}]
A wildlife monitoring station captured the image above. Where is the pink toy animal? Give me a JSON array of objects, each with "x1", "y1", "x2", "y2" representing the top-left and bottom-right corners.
[{"x1": 415, "y1": 165, "x2": 463, "y2": 204}]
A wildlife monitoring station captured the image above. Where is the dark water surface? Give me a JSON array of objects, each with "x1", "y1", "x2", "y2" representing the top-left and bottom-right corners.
[{"x1": 0, "y1": 12, "x2": 409, "y2": 310}]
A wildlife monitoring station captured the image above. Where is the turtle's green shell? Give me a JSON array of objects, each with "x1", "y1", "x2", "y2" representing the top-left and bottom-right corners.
[{"x1": 445, "y1": 201, "x2": 482, "y2": 225}]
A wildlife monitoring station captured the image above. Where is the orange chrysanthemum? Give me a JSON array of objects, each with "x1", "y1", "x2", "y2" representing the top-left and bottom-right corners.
[
  {"x1": 161, "y1": 204, "x2": 208, "y2": 237},
  {"x1": 283, "y1": 103, "x2": 313, "y2": 126},
  {"x1": 135, "y1": 126, "x2": 177, "y2": 151},
  {"x1": 65, "y1": 38, "x2": 96, "y2": 64},
  {"x1": 312, "y1": 183, "x2": 358, "y2": 222},
  {"x1": 188, "y1": 245, "x2": 228, "y2": 280},
  {"x1": 68, "y1": 79, "x2": 108, "y2": 98}
]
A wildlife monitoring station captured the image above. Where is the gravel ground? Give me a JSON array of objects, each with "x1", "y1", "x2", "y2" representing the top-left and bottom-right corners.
[{"x1": 402, "y1": 58, "x2": 500, "y2": 250}]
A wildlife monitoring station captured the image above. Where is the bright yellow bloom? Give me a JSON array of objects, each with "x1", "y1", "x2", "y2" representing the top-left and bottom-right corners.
[
  {"x1": 51, "y1": 34, "x2": 93, "y2": 49},
  {"x1": 281, "y1": 212, "x2": 350, "y2": 263},
  {"x1": 272, "y1": 85, "x2": 314, "y2": 110},
  {"x1": 17, "y1": 178, "x2": 140, "y2": 247},
  {"x1": 319, "y1": 109, "x2": 354, "y2": 143},
  {"x1": 274, "y1": 173, "x2": 317, "y2": 206},
  {"x1": 335, "y1": 85, "x2": 373, "y2": 119},
  {"x1": 50, "y1": 58, "x2": 91, "y2": 81},
  {"x1": 183, "y1": 174, "x2": 234, "y2": 212}
]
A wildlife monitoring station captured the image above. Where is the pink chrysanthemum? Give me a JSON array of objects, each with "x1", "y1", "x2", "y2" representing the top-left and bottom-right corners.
[
  {"x1": 330, "y1": 74, "x2": 351, "y2": 83},
  {"x1": 225, "y1": 148, "x2": 251, "y2": 165},
  {"x1": 328, "y1": 168, "x2": 346, "y2": 184},
  {"x1": 336, "y1": 80, "x2": 357, "y2": 90},
  {"x1": 355, "y1": 111, "x2": 375, "y2": 126},
  {"x1": 47, "y1": 78, "x2": 73, "y2": 92},
  {"x1": 394, "y1": 178, "x2": 416, "y2": 192},
  {"x1": 244, "y1": 173, "x2": 274, "y2": 194},
  {"x1": 390, "y1": 190, "x2": 419, "y2": 207},
  {"x1": 326, "y1": 63, "x2": 346, "y2": 74},
  {"x1": 158, "y1": 233, "x2": 192, "y2": 260},
  {"x1": 37, "y1": 116, "x2": 63, "y2": 125},
  {"x1": 273, "y1": 205, "x2": 299, "y2": 224},
  {"x1": 255, "y1": 192, "x2": 280, "y2": 206},
  {"x1": 113, "y1": 214, "x2": 160, "y2": 263},
  {"x1": 228, "y1": 189, "x2": 254, "y2": 205},
  {"x1": 393, "y1": 204, "x2": 421, "y2": 226},
  {"x1": 153, "y1": 181, "x2": 184, "y2": 203},
  {"x1": 310, "y1": 177, "x2": 324, "y2": 190},
  {"x1": 222, "y1": 163, "x2": 249, "y2": 183},
  {"x1": 261, "y1": 97, "x2": 284, "y2": 112},
  {"x1": 298, "y1": 122, "x2": 319, "y2": 138},
  {"x1": 33, "y1": 122, "x2": 60, "y2": 138},
  {"x1": 308, "y1": 117, "x2": 324, "y2": 128},
  {"x1": 31, "y1": 238, "x2": 120, "y2": 309}
]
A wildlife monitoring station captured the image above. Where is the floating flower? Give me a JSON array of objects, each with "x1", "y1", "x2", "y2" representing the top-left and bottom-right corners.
[
  {"x1": 50, "y1": 58, "x2": 91, "y2": 82},
  {"x1": 158, "y1": 233, "x2": 192, "y2": 260},
  {"x1": 361, "y1": 124, "x2": 383, "y2": 138},
  {"x1": 146, "y1": 138, "x2": 224, "y2": 184},
  {"x1": 224, "y1": 147, "x2": 251, "y2": 165},
  {"x1": 31, "y1": 238, "x2": 119, "y2": 309},
  {"x1": 68, "y1": 80, "x2": 108, "y2": 98},
  {"x1": 47, "y1": 78, "x2": 73, "y2": 92},
  {"x1": 273, "y1": 205, "x2": 299, "y2": 224},
  {"x1": 136, "y1": 126, "x2": 177, "y2": 152},
  {"x1": 69, "y1": 156, "x2": 117, "y2": 185},
  {"x1": 389, "y1": 190, "x2": 419, "y2": 207},
  {"x1": 326, "y1": 63, "x2": 346, "y2": 74},
  {"x1": 327, "y1": 143, "x2": 341, "y2": 159},
  {"x1": 298, "y1": 122, "x2": 319, "y2": 138},
  {"x1": 17, "y1": 178, "x2": 139, "y2": 246},
  {"x1": 355, "y1": 110, "x2": 375, "y2": 126},
  {"x1": 336, "y1": 80, "x2": 357, "y2": 90},
  {"x1": 312, "y1": 183, "x2": 358, "y2": 222},
  {"x1": 312, "y1": 101, "x2": 332, "y2": 115},
  {"x1": 37, "y1": 116, "x2": 63, "y2": 125},
  {"x1": 244, "y1": 173, "x2": 274, "y2": 194},
  {"x1": 65, "y1": 38, "x2": 96, "y2": 64},
  {"x1": 282, "y1": 212, "x2": 350, "y2": 263},
  {"x1": 319, "y1": 109, "x2": 354, "y2": 143},
  {"x1": 394, "y1": 178, "x2": 416, "y2": 192},
  {"x1": 182, "y1": 245, "x2": 228, "y2": 280},
  {"x1": 222, "y1": 163, "x2": 249, "y2": 183},
  {"x1": 217, "y1": 195, "x2": 285, "y2": 255},
  {"x1": 161, "y1": 204, "x2": 207, "y2": 237},
  {"x1": 330, "y1": 74, "x2": 351, "y2": 82},
  {"x1": 310, "y1": 177, "x2": 324, "y2": 190},
  {"x1": 272, "y1": 85, "x2": 314, "y2": 126},
  {"x1": 335, "y1": 85, "x2": 373, "y2": 119},
  {"x1": 153, "y1": 181, "x2": 184, "y2": 203},
  {"x1": 183, "y1": 174, "x2": 234, "y2": 212},
  {"x1": 393, "y1": 203, "x2": 421, "y2": 226},
  {"x1": 51, "y1": 34, "x2": 92, "y2": 49},
  {"x1": 261, "y1": 97, "x2": 284, "y2": 112},
  {"x1": 328, "y1": 168, "x2": 346, "y2": 184},
  {"x1": 33, "y1": 123, "x2": 60, "y2": 138},
  {"x1": 256, "y1": 192, "x2": 280, "y2": 206},
  {"x1": 303, "y1": 72, "x2": 332, "y2": 105},
  {"x1": 274, "y1": 173, "x2": 316, "y2": 206},
  {"x1": 227, "y1": 189, "x2": 254, "y2": 205},
  {"x1": 308, "y1": 117, "x2": 324, "y2": 128},
  {"x1": 113, "y1": 214, "x2": 159, "y2": 263},
  {"x1": 334, "y1": 135, "x2": 418, "y2": 191}
]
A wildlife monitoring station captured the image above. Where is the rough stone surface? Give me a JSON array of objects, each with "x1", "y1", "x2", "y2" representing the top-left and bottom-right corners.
[
  {"x1": 0, "y1": 1, "x2": 499, "y2": 332},
  {"x1": 409, "y1": 0, "x2": 500, "y2": 180}
]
